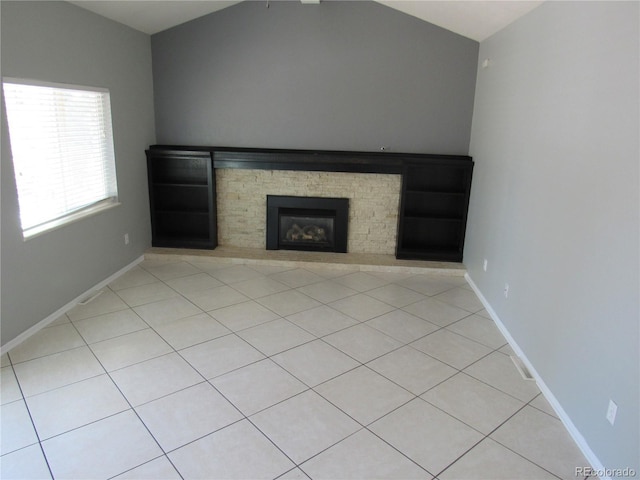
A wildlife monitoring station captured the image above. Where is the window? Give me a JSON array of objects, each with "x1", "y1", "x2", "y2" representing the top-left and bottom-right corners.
[{"x1": 3, "y1": 78, "x2": 118, "y2": 239}]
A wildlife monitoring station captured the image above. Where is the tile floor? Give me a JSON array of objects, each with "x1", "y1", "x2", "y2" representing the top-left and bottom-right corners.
[{"x1": 1, "y1": 255, "x2": 592, "y2": 479}]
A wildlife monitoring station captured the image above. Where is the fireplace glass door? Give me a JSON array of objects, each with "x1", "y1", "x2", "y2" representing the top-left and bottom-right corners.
[
  {"x1": 266, "y1": 195, "x2": 348, "y2": 252},
  {"x1": 279, "y1": 211, "x2": 335, "y2": 250}
]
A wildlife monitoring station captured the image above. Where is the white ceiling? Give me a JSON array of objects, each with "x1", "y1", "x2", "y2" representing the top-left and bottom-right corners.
[
  {"x1": 69, "y1": 0, "x2": 543, "y2": 42},
  {"x1": 377, "y1": 1, "x2": 542, "y2": 41}
]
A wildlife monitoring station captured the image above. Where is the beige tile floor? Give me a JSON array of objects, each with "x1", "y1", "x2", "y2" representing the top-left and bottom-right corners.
[{"x1": 1, "y1": 255, "x2": 593, "y2": 479}]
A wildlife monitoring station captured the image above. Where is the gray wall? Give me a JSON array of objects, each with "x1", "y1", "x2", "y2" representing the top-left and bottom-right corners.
[
  {"x1": 151, "y1": 0, "x2": 478, "y2": 155},
  {"x1": 465, "y1": 1, "x2": 638, "y2": 472},
  {"x1": 1, "y1": 1, "x2": 155, "y2": 346}
]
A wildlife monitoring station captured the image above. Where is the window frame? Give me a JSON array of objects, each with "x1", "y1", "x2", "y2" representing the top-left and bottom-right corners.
[{"x1": 2, "y1": 77, "x2": 120, "y2": 240}]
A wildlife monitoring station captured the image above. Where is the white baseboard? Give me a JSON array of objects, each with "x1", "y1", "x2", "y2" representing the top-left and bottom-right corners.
[
  {"x1": 1, "y1": 255, "x2": 144, "y2": 355},
  {"x1": 464, "y1": 272, "x2": 608, "y2": 479}
]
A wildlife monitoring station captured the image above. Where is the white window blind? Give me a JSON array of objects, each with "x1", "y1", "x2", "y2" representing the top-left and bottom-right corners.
[{"x1": 3, "y1": 79, "x2": 118, "y2": 239}]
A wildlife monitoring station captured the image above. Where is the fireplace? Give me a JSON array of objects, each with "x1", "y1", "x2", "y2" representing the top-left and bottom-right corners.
[{"x1": 266, "y1": 195, "x2": 349, "y2": 252}]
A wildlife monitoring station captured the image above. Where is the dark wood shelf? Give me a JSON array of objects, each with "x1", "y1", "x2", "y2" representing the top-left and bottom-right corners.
[
  {"x1": 155, "y1": 209, "x2": 210, "y2": 215},
  {"x1": 396, "y1": 160, "x2": 473, "y2": 262},
  {"x1": 147, "y1": 149, "x2": 217, "y2": 250},
  {"x1": 396, "y1": 247, "x2": 463, "y2": 262},
  {"x1": 152, "y1": 182, "x2": 210, "y2": 188},
  {"x1": 405, "y1": 189, "x2": 466, "y2": 195},
  {"x1": 403, "y1": 215, "x2": 464, "y2": 222}
]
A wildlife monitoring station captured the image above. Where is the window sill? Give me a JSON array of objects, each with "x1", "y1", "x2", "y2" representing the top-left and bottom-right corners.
[{"x1": 23, "y1": 199, "x2": 121, "y2": 241}]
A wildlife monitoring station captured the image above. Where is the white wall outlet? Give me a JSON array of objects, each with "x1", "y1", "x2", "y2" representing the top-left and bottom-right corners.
[
  {"x1": 606, "y1": 399, "x2": 617, "y2": 425},
  {"x1": 483, "y1": 259, "x2": 488, "y2": 272},
  {"x1": 504, "y1": 283, "x2": 509, "y2": 298},
  {"x1": 124, "y1": 233, "x2": 130, "y2": 245}
]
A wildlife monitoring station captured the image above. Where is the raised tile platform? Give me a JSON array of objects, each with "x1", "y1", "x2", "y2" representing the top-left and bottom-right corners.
[{"x1": 145, "y1": 246, "x2": 466, "y2": 276}]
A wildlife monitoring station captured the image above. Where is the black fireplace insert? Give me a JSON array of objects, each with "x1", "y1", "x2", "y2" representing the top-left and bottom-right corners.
[{"x1": 266, "y1": 195, "x2": 349, "y2": 252}]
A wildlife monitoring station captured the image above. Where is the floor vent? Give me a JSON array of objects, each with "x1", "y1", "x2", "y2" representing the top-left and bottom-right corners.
[
  {"x1": 510, "y1": 355, "x2": 535, "y2": 381},
  {"x1": 78, "y1": 290, "x2": 103, "y2": 305}
]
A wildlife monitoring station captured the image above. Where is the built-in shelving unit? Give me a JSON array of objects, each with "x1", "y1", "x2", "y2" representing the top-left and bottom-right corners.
[
  {"x1": 146, "y1": 149, "x2": 217, "y2": 249},
  {"x1": 146, "y1": 145, "x2": 473, "y2": 261},
  {"x1": 396, "y1": 160, "x2": 473, "y2": 262}
]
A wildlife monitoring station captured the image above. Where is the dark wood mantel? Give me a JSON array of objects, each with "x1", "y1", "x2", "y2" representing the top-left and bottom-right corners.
[{"x1": 149, "y1": 145, "x2": 471, "y2": 174}]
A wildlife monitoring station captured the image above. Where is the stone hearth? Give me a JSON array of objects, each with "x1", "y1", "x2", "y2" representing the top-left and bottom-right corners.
[{"x1": 146, "y1": 246, "x2": 467, "y2": 275}]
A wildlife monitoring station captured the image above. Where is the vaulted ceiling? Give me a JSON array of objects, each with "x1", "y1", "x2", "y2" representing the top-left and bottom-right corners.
[{"x1": 68, "y1": 0, "x2": 543, "y2": 42}]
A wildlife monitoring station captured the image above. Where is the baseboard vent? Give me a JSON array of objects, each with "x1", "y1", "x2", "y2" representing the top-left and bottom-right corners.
[
  {"x1": 1, "y1": 255, "x2": 144, "y2": 355},
  {"x1": 78, "y1": 290, "x2": 103, "y2": 305},
  {"x1": 511, "y1": 355, "x2": 535, "y2": 381}
]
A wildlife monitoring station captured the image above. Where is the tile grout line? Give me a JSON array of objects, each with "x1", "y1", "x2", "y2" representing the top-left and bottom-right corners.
[
  {"x1": 3, "y1": 359, "x2": 56, "y2": 480},
  {"x1": 4, "y1": 258, "x2": 567, "y2": 479},
  {"x1": 64, "y1": 322, "x2": 180, "y2": 479},
  {"x1": 146, "y1": 265, "x2": 440, "y2": 477},
  {"x1": 60, "y1": 277, "x2": 212, "y2": 478}
]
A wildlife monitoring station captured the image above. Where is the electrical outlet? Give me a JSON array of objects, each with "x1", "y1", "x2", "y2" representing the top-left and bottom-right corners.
[
  {"x1": 504, "y1": 283, "x2": 509, "y2": 298},
  {"x1": 606, "y1": 399, "x2": 617, "y2": 425},
  {"x1": 483, "y1": 259, "x2": 488, "y2": 272},
  {"x1": 124, "y1": 233, "x2": 130, "y2": 245}
]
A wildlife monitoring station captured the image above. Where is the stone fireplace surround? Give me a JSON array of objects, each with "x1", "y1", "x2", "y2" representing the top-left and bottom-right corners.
[
  {"x1": 150, "y1": 146, "x2": 470, "y2": 256},
  {"x1": 218, "y1": 169, "x2": 400, "y2": 254}
]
